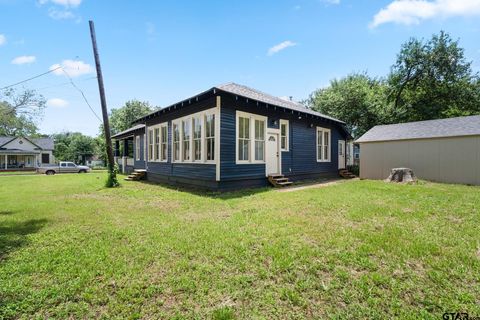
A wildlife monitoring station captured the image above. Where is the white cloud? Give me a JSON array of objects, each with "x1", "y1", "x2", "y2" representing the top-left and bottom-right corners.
[
  {"x1": 11, "y1": 55, "x2": 36, "y2": 65},
  {"x1": 0, "y1": 34, "x2": 6, "y2": 46},
  {"x1": 267, "y1": 40, "x2": 297, "y2": 56},
  {"x1": 48, "y1": 8, "x2": 75, "y2": 19},
  {"x1": 47, "y1": 98, "x2": 69, "y2": 108},
  {"x1": 39, "y1": 0, "x2": 82, "y2": 7},
  {"x1": 370, "y1": 0, "x2": 480, "y2": 28},
  {"x1": 50, "y1": 59, "x2": 94, "y2": 77}
]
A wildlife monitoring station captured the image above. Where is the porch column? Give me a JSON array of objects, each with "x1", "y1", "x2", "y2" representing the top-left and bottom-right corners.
[
  {"x1": 4, "y1": 154, "x2": 7, "y2": 170},
  {"x1": 122, "y1": 155, "x2": 126, "y2": 174}
]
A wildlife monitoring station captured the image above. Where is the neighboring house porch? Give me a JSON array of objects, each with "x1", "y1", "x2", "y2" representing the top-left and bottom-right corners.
[{"x1": 0, "y1": 136, "x2": 55, "y2": 171}]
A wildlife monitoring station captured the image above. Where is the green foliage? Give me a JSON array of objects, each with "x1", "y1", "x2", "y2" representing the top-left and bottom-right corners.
[
  {"x1": 105, "y1": 163, "x2": 120, "y2": 188},
  {"x1": 52, "y1": 132, "x2": 97, "y2": 164},
  {"x1": 388, "y1": 31, "x2": 480, "y2": 122},
  {"x1": 307, "y1": 31, "x2": 480, "y2": 138},
  {"x1": 0, "y1": 88, "x2": 46, "y2": 136},
  {"x1": 307, "y1": 73, "x2": 388, "y2": 137},
  {"x1": 108, "y1": 100, "x2": 154, "y2": 135}
]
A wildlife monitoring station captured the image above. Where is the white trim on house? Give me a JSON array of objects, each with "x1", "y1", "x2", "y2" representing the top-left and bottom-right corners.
[
  {"x1": 235, "y1": 110, "x2": 267, "y2": 165},
  {"x1": 170, "y1": 107, "x2": 218, "y2": 165},
  {"x1": 316, "y1": 126, "x2": 331, "y2": 162},
  {"x1": 215, "y1": 96, "x2": 221, "y2": 181},
  {"x1": 280, "y1": 119, "x2": 289, "y2": 152}
]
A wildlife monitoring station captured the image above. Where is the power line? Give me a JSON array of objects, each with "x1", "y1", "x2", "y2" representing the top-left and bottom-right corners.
[
  {"x1": 36, "y1": 76, "x2": 97, "y2": 91},
  {"x1": 0, "y1": 66, "x2": 62, "y2": 90},
  {"x1": 61, "y1": 67, "x2": 102, "y2": 122}
]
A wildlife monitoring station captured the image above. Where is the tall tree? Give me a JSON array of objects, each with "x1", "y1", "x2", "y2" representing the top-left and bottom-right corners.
[
  {"x1": 388, "y1": 31, "x2": 480, "y2": 122},
  {"x1": 109, "y1": 100, "x2": 154, "y2": 134},
  {"x1": 307, "y1": 73, "x2": 388, "y2": 138},
  {"x1": 0, "y1": 88, "x2": 46, "y2": 136},
  {"x1": 52, "y1": 132, "x2": 96, "y2": 164}
]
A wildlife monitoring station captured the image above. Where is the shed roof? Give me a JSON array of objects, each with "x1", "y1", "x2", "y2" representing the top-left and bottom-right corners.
[
  {"x1": 134, "y1": 82, "x2": 345, "y2": 125},
  {"x1": 356, "y1": 115, "x2": 480, "y2": 143}
]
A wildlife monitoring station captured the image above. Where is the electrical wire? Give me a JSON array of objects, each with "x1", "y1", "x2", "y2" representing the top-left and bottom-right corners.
[
  {"x1": 0, "y1": 66, "x2": 62, "y2": 90},
  {"x1": 60, "y1": 67, "x2": 102, "y2": 122}
]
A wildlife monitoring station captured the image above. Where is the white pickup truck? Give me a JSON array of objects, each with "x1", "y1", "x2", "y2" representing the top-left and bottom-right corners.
[{"x1": 37, "y1": 161, "x2": 91, "y2": 175}]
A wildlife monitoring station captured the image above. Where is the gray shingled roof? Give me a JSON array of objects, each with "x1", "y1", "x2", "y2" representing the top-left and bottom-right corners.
[
  {"x1": 32, "y1": 137, "x2": 54, "y2": 150},
  {"x1": 217, "y1": 83, "x2": 344, "y2": 123},
  {"x1": 111, "y1": 124, "x2": 145, "y2": 139},
  {"x1": 356, "y1": 115, "x2": 480, "y2": 143},
  {"x1": 0, "y1": 136, "x2": 54, "y2": 150},
  {"x1": 134, "y1": 82, "x2": 345, "y2": 125}
]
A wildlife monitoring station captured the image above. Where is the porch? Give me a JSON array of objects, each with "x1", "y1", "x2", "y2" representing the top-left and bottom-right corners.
[
  {"x1": 112, "y1": 124, "x2": 145, "y2": 174},
  {"x1": 0, "y1": 152, "x2": 40, "y2": 171}
]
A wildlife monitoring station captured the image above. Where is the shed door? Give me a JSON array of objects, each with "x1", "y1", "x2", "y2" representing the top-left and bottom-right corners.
[
  {"x1": 266, "y1": 133, "x2": 280, "y2": 175},
  {"x1": 338, "y1": 140, "x2": 346, "y2": 169}
]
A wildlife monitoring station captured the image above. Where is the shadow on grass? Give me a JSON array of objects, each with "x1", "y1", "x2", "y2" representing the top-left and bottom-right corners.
[
  {"x1": 0, "y1": 219, "x2": 48, "y2": 263},
  {"x1": 136, "y1": 179, "x2": 272, "y2": 200},
  {"x1": 0, "y1": 210, "x2": 16, "y2": 216}
]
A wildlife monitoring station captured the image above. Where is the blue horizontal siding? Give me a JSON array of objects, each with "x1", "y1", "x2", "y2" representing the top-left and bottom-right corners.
[{"x1": 219, "y1": 93, "x2": 347, "y2": 182}]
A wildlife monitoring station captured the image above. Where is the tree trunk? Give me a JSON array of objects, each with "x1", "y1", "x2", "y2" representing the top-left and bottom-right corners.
[{"x1": 385, "y1": 168, "x2": 417, "y2": 183}]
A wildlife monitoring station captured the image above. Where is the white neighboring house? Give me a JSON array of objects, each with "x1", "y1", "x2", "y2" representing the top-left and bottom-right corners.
[{"x1": 0, "y1": 136, "x2": 55, "y2": 171}]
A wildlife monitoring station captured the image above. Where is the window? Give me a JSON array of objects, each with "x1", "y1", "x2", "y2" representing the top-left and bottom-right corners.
[
  {"x1": 135, "y1": 136, "x2": 140, "y2": 160},
  {"x1": 193, "y1": 116, "x2": 202, "y2": 161},
  {"x1": 41, "y1": 153, "x2": 50, "y2": 164},
  {"x1": 148, "y1": 129, "x2": 154, "y2": 161},
  {"x1": 316, "y1": 127, "x2": 331, "y2": 162},
  {"x1": 171, "y1": 108, "x2": 217, "y2": 163},
  {"x1": 280, "y1": 120, "x2": 289, "y2": 151},
  {"x1": 161, "y1": 125, "x2": 168, "y2": 161},
  {"x1": 205, "y1": 114, "x2": 215, "y2": 161},
  {"x1": 182, "y1": 120, "x2": 191, "y2": 161},
  {"x1": 238, "y1": 116, "x2": 250, "y2": 161},
  {"x1": 67, "y1": 163, "x2": 76, "y2": 167},
  {"x1": 254, "y1": 119, "x2": 265, "y2": 161},
  {"x1": 173, "y1": 122, "x2": 180, "y2": 162},
  {"x1": 236, "y1": 111, "x2": 267, "y2": 163},
  {"x1": 148, "y1": 123, "x2": 168, "y2": 162},
  {"x1": 154, "y1": 128, "x2": 160, "y2": 160}
]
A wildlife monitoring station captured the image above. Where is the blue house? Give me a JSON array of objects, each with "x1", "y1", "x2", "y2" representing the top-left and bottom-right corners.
[{"x1": 112, "y1": 83, "x2": 351, "y2": 190}]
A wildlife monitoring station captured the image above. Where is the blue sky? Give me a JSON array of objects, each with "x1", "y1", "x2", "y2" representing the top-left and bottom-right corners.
[{"x1": 1, "y1": 0, "x2": 480, "y2": 136}]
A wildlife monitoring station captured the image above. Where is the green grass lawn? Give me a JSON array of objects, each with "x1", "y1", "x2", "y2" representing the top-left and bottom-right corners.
[{"x1": 0, "y1": 173, "x2": 479, "y2": 319}]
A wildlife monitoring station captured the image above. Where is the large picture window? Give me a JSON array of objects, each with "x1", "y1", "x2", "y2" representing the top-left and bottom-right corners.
[
  {"x1": 316, "y1": 127, "x2": 331, "y2": 162},
  {"x1": 171, "y1": 108, "x2": 217, "y2": 163},
  {"x1": 236, "y1": 111, "x2": 267, "y2": 163}
]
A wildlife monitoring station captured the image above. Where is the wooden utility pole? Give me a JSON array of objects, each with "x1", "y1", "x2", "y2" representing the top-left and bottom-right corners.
[{"x1": 89, "y1": 20, "x2": 116, "y2": 179}]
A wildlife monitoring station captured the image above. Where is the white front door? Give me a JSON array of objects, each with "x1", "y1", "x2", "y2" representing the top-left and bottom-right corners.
[
  {"x1": 266, "y1": 132, "x2": 280, "y2": 175},
  {"x1": 338, "y1": 140, "x2": 346, "y2": 169}
]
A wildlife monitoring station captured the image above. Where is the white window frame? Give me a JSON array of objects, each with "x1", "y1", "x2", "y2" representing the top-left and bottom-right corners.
[
  {"x1": 135, "y1": 135, "x2": 140, "y2": 160},
  {"x1": 148, "y1": 128, "x2": 154, "y2": 161},
  {"x1": 235, "y1": 111, "x2": 267, "y2": 164},
  {"x1": 171, "y1": 107, "x2": 217, "y2": 164},
  {"x1": 316, "y1": 126, "x2": 331, "y2": 162},
  {"x1": 280, "y1": 119, "x2": 289, "y2": 152},
  {"x1": 148, "y1": 122, "x2": 168, "y2": 162}
]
